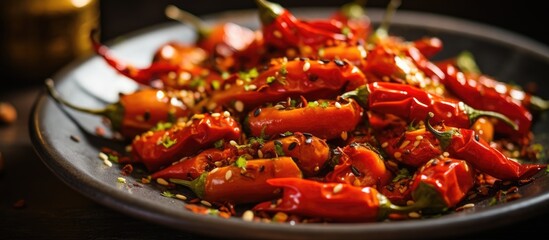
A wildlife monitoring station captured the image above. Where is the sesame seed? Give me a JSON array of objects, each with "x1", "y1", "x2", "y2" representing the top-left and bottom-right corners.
[
  {"x1": 462, "y1": 203, "x2": 475, "y2": 209},
  {"x1": 257, "y1": 150, "x2": 263, "y2": 158},
  {"x1": 273, "y1": 104, "x2": 285, "y2": 110},
  {"x1": 234, "y1": 100, "x2": 244, "y2": 112},
  {"x1": 229, "y1": 140, "x2": 238, "y2": 146},
  {"x1": 223, "y1": 111, "x2": 231, "y2": 117},
  {"x1": 334, "y1": 102, "x2": 342, "y2": 109},
  {"x1": 225, "y1": 170, "x2": 233, "y2": 180},
  {"x1": 387, "y1": 160, "x2": 398, "y2": 168},
  {"x1": 314, "y1": 166, "x2": 320, "y2": 172},
  {"x1": 253, "y1": 108, "x2": 262, "y2": 117},
  {"x1": 156, "y1": 178, "x2": 169, "y2": 186},
  {"x1": 416, "y1": 135, "x2": 424, "y2": 140},
  {"x1": 288, "y1": 142, "x2": 297, "y2": 150},
  {"x1": 70, "y1": 135, "x2": 80, "y2": 142},
  {"x1": 443, "y1": 152, "x2": 450, "y2": 157},
  {"x1": 381, "y1": 142, "x2": 389, "y2": 148},
  {"x1": 242, "y1": 210, "x2": 254, "y2": 222},
  {"x1": 211, "y1": 112, "x2": 221, "y2": 118},
  {"x1": 210, "y1": 168, "x2": 219, "y2": 174},
  {"x1": 302, "y1": 61, "x2": 311, "y2": 72},
  {"x1": 273, "y1": 30, "x2": 282, "y2": 38},
  {"x1": 200, "y1": 200, "x2": 212, "y2": 207},
  {"x1": 334, "y1": 59, "x2": 345, "y2": 66},
  {"x1": 394, "y1": 152, "x2": 402, "y2": 159},
  {"x1": 399, "y1": 140, "x2": 411, "y2": 149},
  {"x1": 117, "y1": 177, "x2": 126, "y2": 183},
  {"x1": 98, "y1": 152, "x2": 108, "y2": 161},
  {"x1": 214, "y1": 161, "x2": 223, "y2": 167},
  {"x1": 103, "y1": 159, "x2": 113, "y2": 167},
  {"x1": 333, "y1": 183, "x2": 343, "y2": 194},
  {"x1": 247, "y1": 84, "x2": 257, "y2": 90},
  {"x1": 340, "y1": 131, "x2": 348, "y2": 141},
  {"x1": 413, "y1": 140, "x2": 421, "y2": 147},
  {"x1": 175, "y1": 194, "x2": 187, "y2": 201},
  {"x1": 406, "y1": 200, "x2": 415, "y2": 206},
  {"x1": 408, "y1": 212, "x2": 421, "y2": 218}
]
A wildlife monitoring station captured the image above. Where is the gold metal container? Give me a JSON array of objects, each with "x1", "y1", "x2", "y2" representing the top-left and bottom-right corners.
[{"x1": 1, "y1": 0, "x2": 99, "y2": 85}]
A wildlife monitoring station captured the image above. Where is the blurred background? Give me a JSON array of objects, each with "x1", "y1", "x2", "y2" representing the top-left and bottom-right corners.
[{"x1": 0, "y1": 0, "x2": 545, "y2": 91}]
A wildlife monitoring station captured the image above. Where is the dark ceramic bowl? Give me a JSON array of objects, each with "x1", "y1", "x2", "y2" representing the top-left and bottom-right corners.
[{"x1": 30, "y1": 8, "x2": 549, "y2": 240}]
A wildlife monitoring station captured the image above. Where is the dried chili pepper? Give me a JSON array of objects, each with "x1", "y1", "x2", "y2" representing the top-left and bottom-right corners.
[
  {"x1": 150, "y1": 147, "x2": 237, "y2": 181},
  {"x1": 203, "y1": 57, "x2": 367, "y2": 113},
  {"x1": 445, "y1": 51, "x2": 549, "y2": 112},
  {"x1": 165, "y1": 5, "x2": 265, "y2": 72},
  {"x1": 170, "y1": 157, "x2": 302, "y2": 204},
  {"x1": 245, "y1": 97, "x2": 364, "y2": 141},
  {"x1": 410, "y1": 157, "x2": 475, "y2": 212},
  {"x1": 381, "y1": 127, "x2": 442, "y2": 167},
  {"x1": 329, "y1": 0, "x2": 372, "y2": 42},
  {"x1": 325, "y1": 142, "x2": 393, "y2": 188},
  {"x1": 437, "y1": 60, "x2": 533, "y2": 139},
  {"x1": 92, "y1": 30, "x2": 226, "y2": 92},
  {"x1": 45, "y1": 79, "x2": 195, "y2": 139},
  {"x1": 91, "y1": 30, "x2": 182, "y2": 85},
  {"x1": 259, "y1": 132, "x2": 331, "y2": 177},
  {"x1": 425, "y1": 112, "x2": 546, "y2": 180},
  {"x1": 253, "y1": 178, "x2": 418, "y2": 222},
  {"x1": 342, "y1": 82, "x2": 518, "y2": 131},
  {"x1": 256, "y1": 0, "x2": 358, "y2": 54},
  {"x1": 127, "y1": 113, "x2": 241, "y2": 172}
]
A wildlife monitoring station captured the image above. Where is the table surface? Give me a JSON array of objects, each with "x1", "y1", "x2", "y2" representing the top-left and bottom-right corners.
[{"x1": 1, "y1": 85, "x2": 546, "y2": 240}]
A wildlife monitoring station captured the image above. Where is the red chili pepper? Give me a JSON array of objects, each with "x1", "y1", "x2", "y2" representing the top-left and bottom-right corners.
[
  {"x1": 440, "y1": 51, "x2": 549, "y2": 112},
  {"x1": 170, "y1": 157, "x2": 303, "y2": 204},
  {"x1": 410, "y1": 157, "x2": 475, "y2": 211},
  {"x1": 362, "y1": 39, "x2": 445, "y2": 87},
  {"x1": 91, "y1": 30, "x2": 226, "y2": 93},
  {"x1": 259, "y1": 132, "x2": 331, "y2": 177},
  {"x1": 203, "y1": 57, "x2": 367, "y2": 113},
  {"x1": 342, "y1": 82, "x2": 518, "y2": 132},
  {"x1": 412, "y1": 36, "x2": 443, "y2": 59},
  {"x1": 325, "y1": 142, "x2": 393, "y2": 188},
  {"x1": 381, "y1": 127, "x2": 442, "y2": 167},
  {"x1": 127, "y1": 113, "x2": 241, "y2": 172},
  {"x1": 329, "y1": 0, "x2": 372, "y2": 42},
  {"x1": 91, "y1": 30, "x2": 182, "y2": 85},
  {"x1": 253, "y1": 178, "x2": 417, "y2": 222},
  {"x1": 165, "y1": 5, "x2": 266, "y2": 72},
  {"x1": 425, "y1": 112, "x2": 546, "y2": 180},
  {"x1": 437, "y1": 61, "x2": 533, "y2": 140},
  {"x1": 245, "y1": 97, "x2": 364, "y2": 141},
  {"x1": 45, "y1": 79, "x2": 195, "y2": 139},
  {"x1": 255, "y1": 0, "x2": 357, "y2": 53},
  {"x1": 150, "y1": 147, "x2": 237, "y2": 181}
]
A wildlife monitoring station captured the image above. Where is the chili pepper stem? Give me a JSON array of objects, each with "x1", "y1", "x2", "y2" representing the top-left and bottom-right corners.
[
  {"x1": 425, "y1": 112, "x2": 458, "y2": 149},
  {"x1": 164, "y1": 4, "x2": 211, "y2": 39},
  {"x1": 463, "y1": 104, "x2": 518, "y2": 131},
  {"x1": 340, "y1": 84, "x2": 370, "y2": 109},
  {"x1": 377, "y1": 192, "x2": 424, "y2": 218},
  {"x1": 529, "y1": 95, "x2": 549, "y2": 112},
  {"x1": 340, "y1": 0, "x2": 368, "y2": 20},
  {"x1": 456, "y1": 51, "x2": 481, "y2": 74},
  {"x1": 369, "y1": 0, "x2": 401, "y2": 43},
  {"x1": 169, "y1": 173, "x2": 207, "y2": 198},
  {"x1": 45, "y1": 78, "x2": 108, "y2": 116},
  {"x1": 255, "y1": 0, "x2": 284, "y2": 25},
  {"x1": 45, "y1": 78, "x2": 124, "y2": 131}
]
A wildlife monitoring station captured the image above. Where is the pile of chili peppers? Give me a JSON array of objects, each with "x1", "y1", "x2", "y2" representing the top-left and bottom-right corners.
[{"x1": 47, "y1": 0, "x2": 549, "y2": 223}]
